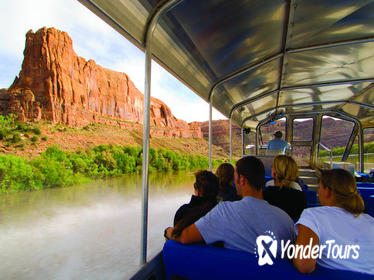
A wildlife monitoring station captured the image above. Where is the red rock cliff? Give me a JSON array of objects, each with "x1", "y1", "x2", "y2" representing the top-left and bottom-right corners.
[{"x1": 2, "y1": 27, "x2": 202, "y2": 138}]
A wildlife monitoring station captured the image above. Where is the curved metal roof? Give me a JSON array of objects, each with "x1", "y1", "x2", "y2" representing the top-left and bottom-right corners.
[{"x1": 78, "y1": 0, "x2": 374, "y2": 129}]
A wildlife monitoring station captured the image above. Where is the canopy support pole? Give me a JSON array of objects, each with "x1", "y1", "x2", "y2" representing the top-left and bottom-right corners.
[
  {"x1": 140, "y1": 38, "x2": 151, "y2": 266},
  {"x1": 209, "y1": 102, "x2": 213, "y2": 171},
  {"x1": 140, "y1": 0, "x2": 182, "y2": 265},
  {"x1": 241, "y1": 127, "x2": 244, "y2": 157},
  {"x1": 359, "y1": 124, "x2": 364, "y2": 173},
  {"x1": 229, "y1": 117, "x2": 232, "y2": 164}
]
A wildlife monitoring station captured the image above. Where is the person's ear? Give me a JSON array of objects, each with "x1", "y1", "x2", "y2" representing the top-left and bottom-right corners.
[
  {"x1": 194, "y1": 188, "x2": 200, "y2": 196},
  {"x1": 239, "y1": 174, "x2": 246, "y2": 186},
  {"x1": 324, "y1": 186, "x2": 332, "y2": 198},
  {"x1": 271, "y1": 167, "x2": 276, "y2": 178}
]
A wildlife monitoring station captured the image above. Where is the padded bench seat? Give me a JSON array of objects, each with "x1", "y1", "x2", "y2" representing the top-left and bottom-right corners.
[{"x1": 163, "y1": 240, "x2": 372, "y2": 280}]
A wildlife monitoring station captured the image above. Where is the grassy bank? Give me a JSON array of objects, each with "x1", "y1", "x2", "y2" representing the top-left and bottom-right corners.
[{"x1": 0, "y1": 145, "x2": 225, "y2": 193}]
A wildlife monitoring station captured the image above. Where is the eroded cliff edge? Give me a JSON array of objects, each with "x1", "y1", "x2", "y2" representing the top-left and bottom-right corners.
[{"x1": 0, "y1": 27, "x2": 202, "y2": 138}]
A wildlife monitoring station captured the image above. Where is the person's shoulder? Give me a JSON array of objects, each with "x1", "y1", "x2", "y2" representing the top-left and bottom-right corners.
[
  {"x1": 264, "y1": 185, "x2": 277, "y2": 192},
  {"x1": 290, "y1": 181, "x2": 302, "y2": 191},
  {"x1": 299, "y1": 206, "x2": 334, "y2": 220},
  {"x1": 266, "y1": 202, "x2": 295, "y2": 226},
  {"x1": 265, "y1": 179, "x2": 274, "y2": 187},
  {"x1": 176, "y1": 203, "x2": 189, "y2": 211},
  {"x1": 221, "y1": 189, "x2": 240, "y2": 202},
  {"x1": 284, "y1": 186, "x2": 304, "y2": 196},
  {"x1": 263, "y1": 186, "x2": 278, "y2": 198},
  {"x1": 262, "y1": 199, "x2": 292, "y2": 218}
]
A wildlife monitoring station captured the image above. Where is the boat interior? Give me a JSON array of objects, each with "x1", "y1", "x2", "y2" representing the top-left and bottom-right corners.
[{"x1": 76, "y1": 0, "x2": 374, "y2": 279}]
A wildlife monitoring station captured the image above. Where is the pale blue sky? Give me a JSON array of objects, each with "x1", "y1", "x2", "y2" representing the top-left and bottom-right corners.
[{"x1": 0, "y1": 0, "x2": 225, "y2": 122}]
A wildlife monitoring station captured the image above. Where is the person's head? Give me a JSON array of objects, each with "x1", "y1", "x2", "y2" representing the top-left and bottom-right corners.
[
  {"x1": 215, "y1": 163, "x2": 234, "y2": 191},
  {"x1": 273, "y1": 130, "x2": 282, "y2": 139},
  {"x1": 272, "y1": 155, "x2": 299, "y2": 188},
  {"x1": 318, "y1": 168, "x2": 364, "y2": 215},
  {"x1": 235, "y1": 156, "x2": 265, "y2": 195},
  {"x1": 194, "y1": 170, "x2": 219, "y2": 198}
]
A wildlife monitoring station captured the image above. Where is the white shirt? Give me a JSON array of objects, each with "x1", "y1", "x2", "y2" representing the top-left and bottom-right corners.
[
  {"x1": 195, "y1": 196, "x2": 295, "y2": 254},
  {"x1": 296, "y1": 206, "x2": 374, "y2": 274},
  {"x1": 265, "y1": 179, "x2": 302, "y2": 191}
]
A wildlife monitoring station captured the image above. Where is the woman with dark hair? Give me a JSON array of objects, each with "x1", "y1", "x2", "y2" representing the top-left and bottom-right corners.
[
  {"x1": 172, "y1": 170, "x2": 219, "y2": 238},
  {"x1": 215, "y1": 163, "x2": 240, "y2": 202},
  {"x1": 294, "y1": 168, "x2": 374, "y2": 275}
]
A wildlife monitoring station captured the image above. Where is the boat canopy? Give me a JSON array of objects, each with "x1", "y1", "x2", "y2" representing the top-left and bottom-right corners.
[{"x1": 78, "y1": 0, "x2": 374, "y2": 129}]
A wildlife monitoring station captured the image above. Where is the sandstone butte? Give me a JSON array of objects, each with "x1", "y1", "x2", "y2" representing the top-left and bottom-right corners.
[{"x1": 0, "y1": 27, "x2": 202, "y2": 139}]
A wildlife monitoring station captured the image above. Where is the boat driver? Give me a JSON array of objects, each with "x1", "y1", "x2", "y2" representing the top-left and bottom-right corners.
[{"x1": 267, "y1": 131, "x2": 290, "y2": 153}]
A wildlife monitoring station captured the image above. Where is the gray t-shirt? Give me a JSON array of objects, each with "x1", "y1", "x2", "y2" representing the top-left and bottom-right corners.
[{"x1": 195, "y1": 196, "x2": 296, "y2": 253}]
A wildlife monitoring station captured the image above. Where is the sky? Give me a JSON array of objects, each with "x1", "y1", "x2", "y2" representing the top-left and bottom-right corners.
[{"x1": 0, "y1": 0, "x2": 225, "y2": 122}]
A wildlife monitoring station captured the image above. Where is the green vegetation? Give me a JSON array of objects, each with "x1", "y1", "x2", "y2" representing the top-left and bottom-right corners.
[
  {"x1": 319, "y1": 142, "x2": 374, "y2": 157},
  {"x1": 0, "y1": 144, "x2": 224, "y2": 193},
  {"x1": 0, "y1": 114, "x2": 45, "y2": 146},
  {"x1": 31, "y1": 136, "x2": 38, "y2": 143}
]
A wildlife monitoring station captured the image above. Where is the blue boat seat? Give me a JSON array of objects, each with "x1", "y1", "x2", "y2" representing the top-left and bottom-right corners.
[
  {"x1": 163, "y1": 240, "x2": 373, "y2": 280},
  {"x1": 367, "y1": 196, "x2": 374, "y2": 217},
  {"x1": 356, "y1": 183, "x2": 374, "y2": 217},
  {"x1": 303, "y1": 189, "x2": 317, "y2": 205}
]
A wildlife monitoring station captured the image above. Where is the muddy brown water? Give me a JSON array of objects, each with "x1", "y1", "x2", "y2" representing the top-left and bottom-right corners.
[{"x1": 0, "y1": 173, "x2": 194, "y2": 280}]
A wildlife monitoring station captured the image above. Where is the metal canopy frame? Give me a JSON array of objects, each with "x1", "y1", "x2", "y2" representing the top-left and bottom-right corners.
[
  {"x1": 78, "y1": 0, "x2": 374, "y2": 130},
  {"x1": 139, "y1": 0, "x2": 182, "y2": 265},
  {"x1": 77, "y1": 0, "x2": 374, "y2": 265}
]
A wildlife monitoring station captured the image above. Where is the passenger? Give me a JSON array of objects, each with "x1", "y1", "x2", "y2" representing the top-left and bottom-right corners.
[
  {"x1": 265, "y1": 154, "x2": 302, "y2": 191},
  {"x1": 267, "y1": 130, "x2": 290, "y2": 153},
  {"x1": 294, "y1": 168, "x2": 374, "y2": 275},
  {"x1": 215, "y1": 163, "x2": 240, "y2": 202},
  {"x1": 264, "y1": 155, "x2": 307, "y2": 220},
  {"x1": 172, "y1": 170, "x2": 218, "y2": 238},
  {"x1": 165, "y1": 156, "x2": 295, "y2": 254}
]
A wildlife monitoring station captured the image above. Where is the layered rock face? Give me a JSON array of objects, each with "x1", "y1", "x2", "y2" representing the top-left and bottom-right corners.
[
  {"x1": 2, "y1": 27, "x2": 202, "y2": 138},
  {"x1": 200, "y1": 120, "x2": 243, "y2": 156}
]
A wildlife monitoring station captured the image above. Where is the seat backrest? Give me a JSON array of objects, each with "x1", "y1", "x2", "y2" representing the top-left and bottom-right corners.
[
  {"x1": 367, "y1": 196, "x2": 374, "y2": 217},
  {"x1": 163, "y1": 240, "x2": 372, "y2": 280},
  {"x1": 256, "y1": 155, "x2": 276, "y2": 177}
]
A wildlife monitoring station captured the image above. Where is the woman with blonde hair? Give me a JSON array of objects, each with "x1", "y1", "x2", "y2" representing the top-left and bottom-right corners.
[
  {"x1": 266, "y1": 154, "x2": 302, "y2": 190},
  {"x1": 294, "y1": 168, "x2": 374, "y2": 275},
  {"x1": 215, "y1": 163, "x2": 240, "y2": 202},
  {"x1": 264, "y1": 155, "x2": 307, "y2": 220}
]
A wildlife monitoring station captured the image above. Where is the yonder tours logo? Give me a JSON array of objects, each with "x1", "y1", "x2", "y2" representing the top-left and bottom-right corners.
[{"x1": 254, "y1": 232, "x2": 360, "y2": 266}]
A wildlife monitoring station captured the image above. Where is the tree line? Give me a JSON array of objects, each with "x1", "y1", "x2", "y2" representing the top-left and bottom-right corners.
[
  {"x1": 319, "y1": 142, "x2": 374, "y2": 157},
  {"x1": 0, "y1": 145, "x2": 224, "y2": 193}
]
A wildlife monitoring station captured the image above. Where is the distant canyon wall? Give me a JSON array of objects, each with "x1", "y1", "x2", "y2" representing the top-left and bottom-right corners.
[{"x1": 0, "y1": 27, "x2": 202, "y2": 138}]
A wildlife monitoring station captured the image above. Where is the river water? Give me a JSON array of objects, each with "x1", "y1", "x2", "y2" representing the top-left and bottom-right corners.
[{"x1": 0, "y1": 173, "x2": 194, "y2": 280}]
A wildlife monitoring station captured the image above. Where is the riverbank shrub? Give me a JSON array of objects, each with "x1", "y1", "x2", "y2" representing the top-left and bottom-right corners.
[
  {"x1": 319, "y1": 141, "x2": 374, "y2": 157},
  {"x1": 0, "y1": 155, "x2": 42, "y2": 192},
  {"x1": 0, "y1": 144, "x2": 225, "y2": 193}
]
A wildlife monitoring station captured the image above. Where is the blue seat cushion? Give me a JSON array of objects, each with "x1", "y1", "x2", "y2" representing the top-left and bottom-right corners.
[{"x1": 163, "y1": 240, "x2": 373, "y2": 280}]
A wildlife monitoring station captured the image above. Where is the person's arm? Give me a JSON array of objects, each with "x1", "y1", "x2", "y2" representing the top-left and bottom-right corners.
[
  {"x1": 165, "y1": 224, "x2": 203, "y2": 244},
  {"x1": 293, "y1": 224, "x2": 319, "y2": 273}
]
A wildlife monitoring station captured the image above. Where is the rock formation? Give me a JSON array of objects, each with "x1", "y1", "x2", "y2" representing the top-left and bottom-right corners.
[
  {"x1": 1, "y1": 27, "x2": 202, "y2": 138},
  {"x1": 200, "y1": 120, "x2": 244, "y2": 156}
]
